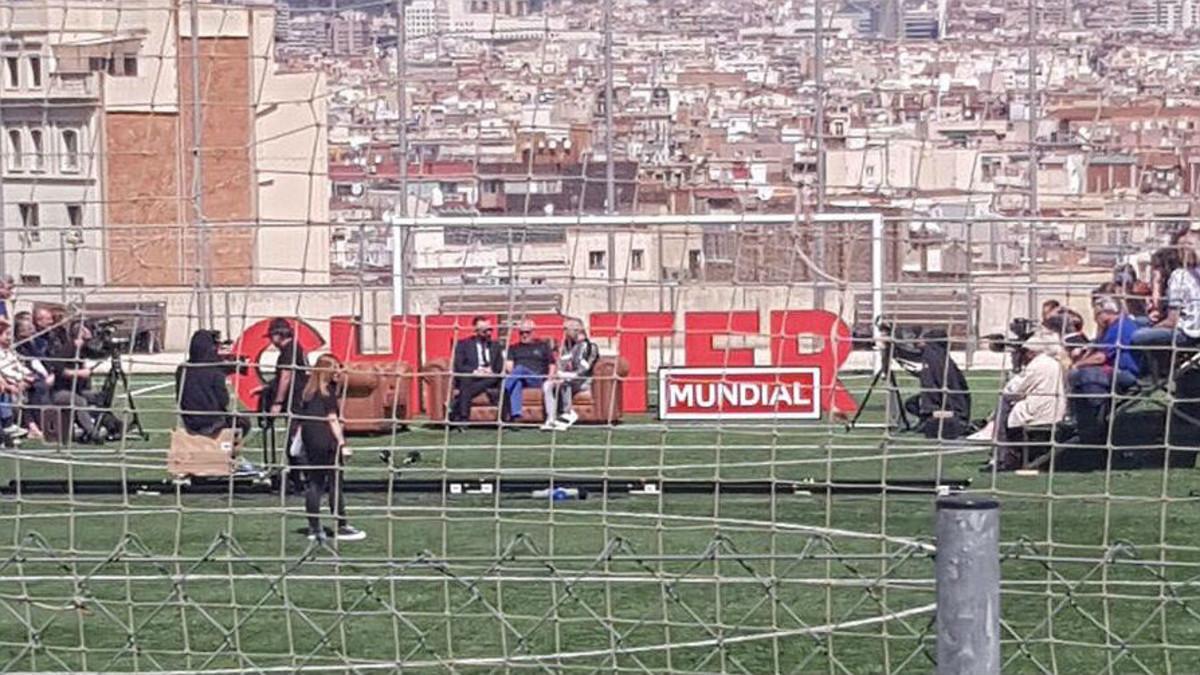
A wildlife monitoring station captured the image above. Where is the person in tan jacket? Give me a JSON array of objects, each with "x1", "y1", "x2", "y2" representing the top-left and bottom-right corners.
[{"x1": 975, "y1": 330, "x2": 1068, "y2": 470}]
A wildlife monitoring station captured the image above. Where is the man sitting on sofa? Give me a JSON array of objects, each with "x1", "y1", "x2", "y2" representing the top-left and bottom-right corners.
[
  {"x1": 450, "y1": 316, "x2": 504, "y2": 427},
  {"x1": 501, "y1": 319, "x2": 557, "y2": 426}
]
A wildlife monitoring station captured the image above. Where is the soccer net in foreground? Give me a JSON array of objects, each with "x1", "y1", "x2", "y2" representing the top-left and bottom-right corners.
[{"x1": 5, "y1": 214, "x2": 1200, "y2": 675}]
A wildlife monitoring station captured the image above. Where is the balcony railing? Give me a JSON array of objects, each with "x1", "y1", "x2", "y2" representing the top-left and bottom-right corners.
[{"x1": 0, "y1": 73, "x2": 99, "y2": 101}]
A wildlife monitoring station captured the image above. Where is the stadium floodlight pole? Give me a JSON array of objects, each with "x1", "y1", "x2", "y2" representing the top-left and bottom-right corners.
[
  {"x1": 604, "y1": 0, "x2": 616, "y2": 312},
  {"x1": 935, "y1": 498, "x2": 1001, "y2": 675},
  {"x1": 396, "y1": 0, "x2": 411, "y2": 316},
  {"x1": 189, "y1": 0, "x2": 210, "y2": 329}
]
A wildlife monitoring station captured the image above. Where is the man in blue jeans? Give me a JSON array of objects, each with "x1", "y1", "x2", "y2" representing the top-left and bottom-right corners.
[
  {"x1": 1069, "y1": 296, "x2": 1142, "y2": 441},
  {"x1": 501, "y1": 319, "x2": 557, "y2": 424}
]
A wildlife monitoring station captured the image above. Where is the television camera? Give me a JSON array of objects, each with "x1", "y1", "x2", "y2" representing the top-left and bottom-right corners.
[{"x1": 983, "y1": 317, "x2": 1038, "y2": 371}]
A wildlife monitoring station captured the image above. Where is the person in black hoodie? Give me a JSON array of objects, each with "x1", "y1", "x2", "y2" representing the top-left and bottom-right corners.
[{"x1": 175, "y1": 329, "x2": 250, "y2": 439}]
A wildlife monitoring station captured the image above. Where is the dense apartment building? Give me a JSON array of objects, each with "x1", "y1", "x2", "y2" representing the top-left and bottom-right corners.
[{"x1": 0, "y1": 0, "x2": 329, "y2": 288}]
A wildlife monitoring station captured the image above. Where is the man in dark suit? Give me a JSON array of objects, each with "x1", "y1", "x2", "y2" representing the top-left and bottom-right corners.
[{"x1": 450, "y1": 316, "x2": 504, "y2": 425}]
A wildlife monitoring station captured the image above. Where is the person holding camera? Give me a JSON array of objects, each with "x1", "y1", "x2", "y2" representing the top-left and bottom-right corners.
[
  {"x1": 47, "y1": 321, "x2": 109, "y2": 444},
  {"x1": 176, "y1": 329, "x2": 251, "y2": 439}
]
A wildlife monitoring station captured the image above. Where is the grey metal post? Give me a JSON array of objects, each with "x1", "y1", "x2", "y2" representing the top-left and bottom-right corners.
[
  {"x1": 603, "y1": 0, "x2": 616, "y2": 311},
  {"x1": 812, "y1": 0, "x2": 826, "y2": 307},
  {"x1": 396, "y1": 0, "x2": 410, "y2": 315},
  {"x1": 189, "y1": 0, "x2": 210, "y2": 329},
  {"x1": 935, "y1": 498, "x2": 1001, "y2": 675},
  {"x1": 1026, "y1": 0, "x2": 1039, "y2": 317},
  {"x1": 0, "y1": 92, "x2": 7, "y2": 278}
]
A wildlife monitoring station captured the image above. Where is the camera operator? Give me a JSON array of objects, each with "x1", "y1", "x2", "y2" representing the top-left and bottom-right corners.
[
  {"x1": 47, "y1": 320, "x2": 108, "y2": 444},
  {"x1": 900, "y1": 330, "x2": 972, "y2": 439},
  {"x1": 176, "y1": 329, "x2": 251, "y2": 439}
]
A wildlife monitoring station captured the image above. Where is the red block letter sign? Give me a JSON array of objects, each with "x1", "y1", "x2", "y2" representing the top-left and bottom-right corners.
[
  {"x1": 590, "y1": 312, "x2": 674, "y2": 413},
  {"x1": 684, "y1": 311, "x2": 759, "y2": 367},
  {"x1": 329, "y1": 315, "x2": 422, "y2": 413},
  {"x1": 230, "y1": 317, "x2": 326, "y2": 410},
  {"x1": 769, "y1": 310, "x2": 856, "y2": 414}
]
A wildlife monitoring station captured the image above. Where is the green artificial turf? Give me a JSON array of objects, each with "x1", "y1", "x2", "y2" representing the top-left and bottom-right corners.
[{"x1": 3, "y1": 372, "x2": 1200, "y2": 673}]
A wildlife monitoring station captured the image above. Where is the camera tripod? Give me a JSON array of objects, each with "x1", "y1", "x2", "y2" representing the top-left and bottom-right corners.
[
  {"x1": 845, "y1": 334, "x2": 914, "y2": 433},
  {"x1": 96, "y1": 352, "x2": 149, "y2": 441}
]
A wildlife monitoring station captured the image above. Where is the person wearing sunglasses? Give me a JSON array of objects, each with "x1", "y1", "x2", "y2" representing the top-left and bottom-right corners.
[
  {"x1": 501, "y1": 319, "x2": 557, "y2": 427},
  {"x1": 450, "y1": 316, "x2": 504, "y2": 427}
]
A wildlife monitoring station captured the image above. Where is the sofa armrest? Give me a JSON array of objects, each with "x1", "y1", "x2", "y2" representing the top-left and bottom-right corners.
[
  {"x1": 421, "y1": 358, "x2": 453, "y2": 421},
  {"x1": 589, "y1": 357, "x2": 629, "y2": 423}
]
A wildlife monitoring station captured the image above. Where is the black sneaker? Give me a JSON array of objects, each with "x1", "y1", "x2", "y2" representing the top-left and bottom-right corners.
[
  {"x1": 306, "y1": 527, "x2": 327, "y2": 542},
  {"x1": 336, "y1": 525, "x2": 366, "y2": 541}
]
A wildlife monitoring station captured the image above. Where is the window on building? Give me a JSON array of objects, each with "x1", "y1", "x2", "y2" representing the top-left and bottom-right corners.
[
  {"x1": 122, "y1": 55, "x2": 137, "y2": 76},
  {"x1": 18, "y1": 203, "x2": 39, "y2": 243},
  {"x1": 88, "y1": 56, "x2": 113, "y2": 74},
  {"x1": 67, "y1": 204, "x2": 83, "y2": 228},
  {"x1": 588, "y1": 250, "x2": 606, "y2": 270},
  {"x1": 68, "y1": 276, "x2": 84, "y2": 287},
  {"x1": 60, "y1": 128, "x2": 80, "y2": 171},
  {"x1": 19, "y1": 274, "x2": 41, "y2": 286},
  {"x1": 28, "y1": 128, "x2": 43, "y2": 171},
  {"x1": 630, "y1": 249, "x2": 645, "y2": 271},
  {"x1": 4, "y1": 56, "x2": 18, "y2": 89},
  {"x1": 6, "y1": 129, "x2": 22, "y2": 170},
  {"x1": 27, "y1": 55, "x2": 40, "y2": 88},
  {"x1": 688, "y1": 250, "x2": 702, "y2": 279}
]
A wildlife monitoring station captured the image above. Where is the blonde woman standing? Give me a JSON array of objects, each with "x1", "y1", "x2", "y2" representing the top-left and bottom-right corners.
[{"x1": 300, "y1": 355, "x2": 365, "y2": 542}]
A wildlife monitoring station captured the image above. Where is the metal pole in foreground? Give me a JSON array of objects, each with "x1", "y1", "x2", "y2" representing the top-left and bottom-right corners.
[
  {"x1": 603, "y1": 0, "x2": 616, "y2": 312},
  {"x1": 189, "y1": 0, "x2": 209, "y2": 329},
  {"x1": 396, "y1": 0, "x2": 410, "y2": 316},
  {"x1": 935, "y1": 498, "x2": 1001, "y2": 675}
]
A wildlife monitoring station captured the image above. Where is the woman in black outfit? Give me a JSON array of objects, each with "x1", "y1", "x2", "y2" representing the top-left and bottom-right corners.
[{"x1": 300, "y1": 354, "x2": 365, "y2": 542}]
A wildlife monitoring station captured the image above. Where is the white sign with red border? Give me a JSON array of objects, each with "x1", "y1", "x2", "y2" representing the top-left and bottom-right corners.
[{"x1": 657, "y1": 367, "x2": 822, "y2": 420}]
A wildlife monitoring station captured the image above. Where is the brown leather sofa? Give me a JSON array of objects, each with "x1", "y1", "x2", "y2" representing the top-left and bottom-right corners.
[
  {"x1": 421, "y1": 357, "x2": 629, "y2": 424},
  {"x1": 339, "y1": 361, "x2": 414, "y2": 433}
]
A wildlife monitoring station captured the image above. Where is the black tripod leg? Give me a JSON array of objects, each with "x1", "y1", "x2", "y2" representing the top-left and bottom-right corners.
[
  {"x1": 846, "y1": 367, "x2": 887, "y2": 431},
  {"x1": 117, "y1": 368, "x2": 148, "y2": 440},
  {"x1": 887, "y1": 372, "x2": 912, "y2": 431}
]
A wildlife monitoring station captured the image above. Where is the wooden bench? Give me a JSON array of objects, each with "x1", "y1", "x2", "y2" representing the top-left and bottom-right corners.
[{"x1": 854, "y1": 290, "x2": 977, "y2": 345}]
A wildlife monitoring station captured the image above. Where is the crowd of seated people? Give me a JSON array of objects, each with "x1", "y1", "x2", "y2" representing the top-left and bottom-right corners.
[{"x1": 975, "y1": 235, "x2": 1200, "y2": 469}]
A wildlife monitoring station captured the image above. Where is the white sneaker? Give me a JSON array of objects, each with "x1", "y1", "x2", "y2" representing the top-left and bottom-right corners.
[
  {"x1": 561, "y1": 410, "x2": 579, "y2": 428},
  {"x1": 539, "y1": 420, "x2": 558, "y2": 431},
  {"x1": 4, "y1": 424, "x2": 28, "y2": 439},
  {"x1": 966, "y1": 420, "x2": 995, "y2": 443},
  {"x1": 336, "y1": 525, "x2": 367, "y2": 541}
]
